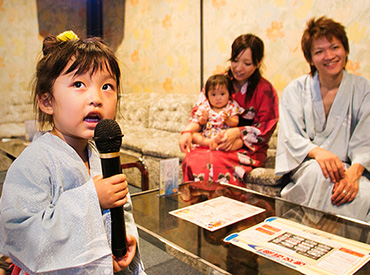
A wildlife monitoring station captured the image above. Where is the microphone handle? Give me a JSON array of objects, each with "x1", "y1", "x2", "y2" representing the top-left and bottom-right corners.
[{"x1": 101, "y1": 155, "x2": 128, "y2": 258}]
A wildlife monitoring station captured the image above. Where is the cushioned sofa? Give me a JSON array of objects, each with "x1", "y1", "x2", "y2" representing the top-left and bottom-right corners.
[
  {"x1": 0, "y1": 91, "x2": 33, "y2": 172},
  {"x1": 0, "y1": 91, "x2": 283, "y2": 197},
  {"x1": 117, "y1": 93, "x2": 283, "y2": 196}
]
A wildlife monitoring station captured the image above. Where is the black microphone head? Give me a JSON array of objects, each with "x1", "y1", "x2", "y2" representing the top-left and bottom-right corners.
[{"x1": 93, "y1": 119, "x2": 123, "y2": 153}]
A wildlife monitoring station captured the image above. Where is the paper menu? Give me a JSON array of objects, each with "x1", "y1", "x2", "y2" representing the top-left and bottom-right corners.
[
  {"x1": 170, "y1": 196, "x2": 265, "y2": 231},
  {"x1": 224, "y1": 217, "x2": 370, "y2": 275}
]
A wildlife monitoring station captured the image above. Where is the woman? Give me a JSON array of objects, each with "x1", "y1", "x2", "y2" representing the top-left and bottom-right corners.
[
  {"x1": 275, "y1": 17, "x2": 370, "y2": 222},
  {"x1": 179, "y1": 34, "x2": 279, "y2": 186}
]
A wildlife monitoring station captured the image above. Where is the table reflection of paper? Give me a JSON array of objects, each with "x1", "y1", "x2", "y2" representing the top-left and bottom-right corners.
[{"x1": 170, "y1": 196, "x2": 265, "y2": 231}]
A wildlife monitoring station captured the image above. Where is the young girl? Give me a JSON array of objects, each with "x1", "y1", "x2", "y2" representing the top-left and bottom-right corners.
[
  {"x1": 0, "y1": 31, "x2": 145, "y2": 274},
  {"x1": 190, "y1": 74, "x2": 244, "y2": 150}
]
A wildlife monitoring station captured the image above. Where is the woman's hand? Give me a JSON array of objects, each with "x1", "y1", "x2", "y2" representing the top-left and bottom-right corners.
[
  {"x1": 113, "y1": 234, "x2": 137, "y2": 272},
  {"x1": 331, "y1": 164, "x2": 363, "y2": 206},
  {"x1": 93, "y1": 174, "x2": 128, "y2": 209},
  {"x1": 216, "y1": 127, "x2": 240, "y2": 151},
  {"x1": 179, "y1": 122, "x2": 201, "y2": 153},
  {"x1": 179, "y1": 132, "x2": 192, "y2": 153},
  {"x1": 308, "y1": 147, "x2": 345, "y2": 183}
]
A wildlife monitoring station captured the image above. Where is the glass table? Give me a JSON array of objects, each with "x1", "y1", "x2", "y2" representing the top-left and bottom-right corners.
[
  {"x1": 131, "y1": 181, "x2": 370, "y2": 274},
  {"x1": 0, "y1": 138, "x2": 30, "y2": 161}
]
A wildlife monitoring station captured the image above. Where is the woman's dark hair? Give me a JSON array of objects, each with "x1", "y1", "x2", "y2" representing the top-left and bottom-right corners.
[
  {"x1": 227, "y1": 34, "x2": 264, "y2": 103},
  {"x1": 204, "y1": 74, "x2": 233, "y2": 100},
  {"x1": 301, "y1": 16, "x2": 349, "y2": 76},
  {"x1": 32, "y1": 33, "x2": 121, "y2": 128}
]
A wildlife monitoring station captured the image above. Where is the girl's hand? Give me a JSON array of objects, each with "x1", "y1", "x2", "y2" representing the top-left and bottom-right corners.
[
  {"x1": 216, "y1": 127, "x2": 240, "y2": 151},
  {"x1": 308, "y1": 147, "x2": 345, "y2": 183},
  {"x1": 113, "y1": 235, "x2": 137, "y2": 272},
  {"x1": 331, "y1": 164, "x2": 363, "y2": 206},
  {"x1": 93, "y1": 174, "x2": 128, "y2": 209}
]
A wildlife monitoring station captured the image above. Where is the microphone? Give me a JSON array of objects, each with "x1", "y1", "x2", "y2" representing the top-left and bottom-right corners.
[{"x1": 94, "y1": 119, "x2": 127, "y2": 258}]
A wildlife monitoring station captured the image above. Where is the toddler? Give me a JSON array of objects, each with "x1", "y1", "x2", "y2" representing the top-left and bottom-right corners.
[{"x1": 191, "y1": 74, "x2": 244, "y2": 150}]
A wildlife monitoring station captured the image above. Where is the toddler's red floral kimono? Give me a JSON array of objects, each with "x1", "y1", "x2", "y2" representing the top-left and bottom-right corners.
[{"x1": 182, "y1": 77, "x2": 279, "y2": 187}]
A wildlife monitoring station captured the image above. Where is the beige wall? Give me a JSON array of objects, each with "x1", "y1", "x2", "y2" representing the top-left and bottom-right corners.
[
  {"x1": 116, "y1": 0, "x2": 200, "y2": 95},
  {"x1": 118, "y1": 0, "x2": 370, "y2": 96},
  {"x1": 0, "y1": 0, "x2": 40, "y2": 135},
  {"x1": 0, "y1": 0, "x2": 369, "y2": 115},
  {"x1": 201, "y1": 0, "x2": 370, "y2": 94},
  {"x1": 0, "y1": 0, "x2": 40, "y2": 95}
]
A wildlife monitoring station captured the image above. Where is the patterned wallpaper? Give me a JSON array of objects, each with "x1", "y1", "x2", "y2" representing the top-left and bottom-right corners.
[
  {"x1": 0, "y1": 0, "x2": 369, "y2": 101},
  {"x1": 116, "y1": 0, "x2": 201, "y2": 95},
  {"x1": 0, "y1": 0, "x2": 40, "y2": 95},
  {"x1": 201, "y1": 0, "x2": 370, "y2": 95},
  {"x1": 117, "y1": 0, "x2": 370, "y2": 96}
]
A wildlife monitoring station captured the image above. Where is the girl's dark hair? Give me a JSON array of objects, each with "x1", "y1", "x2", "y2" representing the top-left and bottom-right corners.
[
  {"x1": 204, "y1": 74, "x2": 233, "y2": 100},
  {"x1": 301, "y1": 16, "x2": 349, "y2": 76},
  {"x1": 227, "y1": 34, "x2": 264, "y2": 103},
  {"x1": 32, "y1": 33, "x2": 121, "y2": 128}
]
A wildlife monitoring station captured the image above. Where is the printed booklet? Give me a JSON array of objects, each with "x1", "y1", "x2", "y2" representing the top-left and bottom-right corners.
[{"x1": 224, "y1": 217, "x2": 370, "y2": 275}]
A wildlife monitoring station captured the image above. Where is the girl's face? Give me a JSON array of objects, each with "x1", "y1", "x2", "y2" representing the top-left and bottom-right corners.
[
  {"x1": 310, "y1": 36, "x2": 348, "y2": 80},
  {"x1": 230, "y1": 48, "x2": 259, "y2": 85},
  {"x1": 208, "y1": 84, "x2": 230, "y2": 111},
  {"x1": 40, "y1": 61, "x2": 118, "y2": 145}
]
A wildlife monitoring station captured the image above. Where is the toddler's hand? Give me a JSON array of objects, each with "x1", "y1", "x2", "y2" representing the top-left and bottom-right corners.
[
  {"x1": 198, "y1": 109, "x2": 209, "y2": 125},
  {"x1": 93, "y1": 174, "x2": 128, "y2": 209},
  {"x1": 222, "y1": 110, "x2": 230, "y2": 122}
]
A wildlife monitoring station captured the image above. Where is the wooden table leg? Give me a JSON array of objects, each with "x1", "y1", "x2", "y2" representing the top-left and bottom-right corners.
[{"x1": 121, "y1": 158, "x2": 149, "y2": 191}]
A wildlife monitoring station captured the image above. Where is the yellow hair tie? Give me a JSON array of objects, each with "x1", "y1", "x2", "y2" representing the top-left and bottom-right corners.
[{"x1": 56, "y1": 30, "x2": 79, "y2": 42}]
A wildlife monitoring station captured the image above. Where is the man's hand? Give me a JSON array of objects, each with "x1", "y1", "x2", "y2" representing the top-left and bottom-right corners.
[
  {"x1": 308, "y1": 147, "x2": 345, "y2": 183},
  {"x1": 331, "y1": 164, "x2": 363, "y2": 206}
]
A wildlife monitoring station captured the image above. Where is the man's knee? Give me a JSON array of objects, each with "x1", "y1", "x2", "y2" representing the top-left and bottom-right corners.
[{"x1": 292, "y1": 159, "x2": 326, "y2": 182}]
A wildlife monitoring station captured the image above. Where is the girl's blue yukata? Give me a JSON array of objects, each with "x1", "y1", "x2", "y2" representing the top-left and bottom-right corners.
[{"x1": 0, "y1": 132, "x2": 145, "y2": 274}]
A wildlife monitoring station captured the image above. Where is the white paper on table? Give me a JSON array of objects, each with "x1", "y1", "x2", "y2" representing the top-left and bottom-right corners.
[{"x1": 170, "y1": 196, "x2": 265, "y2": 231}]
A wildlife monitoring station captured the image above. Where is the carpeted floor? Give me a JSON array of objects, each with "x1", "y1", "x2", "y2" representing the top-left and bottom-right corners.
[{"x1": 139, "y1": 236, "x2": 203, "y2": 274}]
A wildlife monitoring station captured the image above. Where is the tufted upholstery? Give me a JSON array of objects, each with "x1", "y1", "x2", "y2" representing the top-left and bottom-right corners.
[
  {"x1": 0, "y1": 91, "x2": 34, "y2": 138},
  {"x1": 0, "y1": 91, "x2": 282, "y2": 196},
  {"x1": 117, "y1": 93, "x2": 196, "y2": 189},
  {"x1": 118, "y1": 93, "x2": 283, "y2": 196}
]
